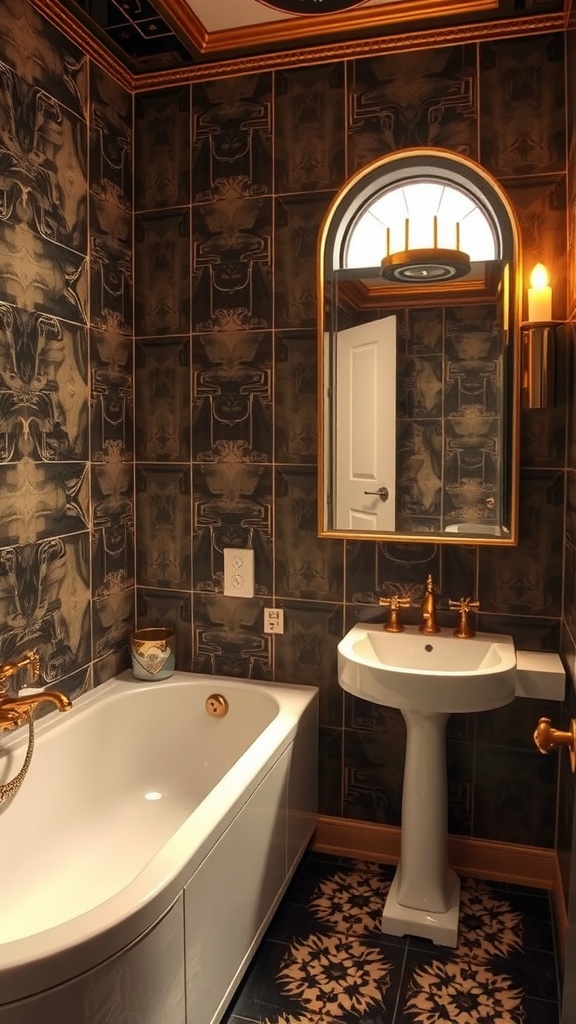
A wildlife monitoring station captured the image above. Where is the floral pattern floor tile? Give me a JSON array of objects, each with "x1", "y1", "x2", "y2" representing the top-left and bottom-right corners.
[{"x1": 222, "y1": 852, "x2": 561, "y2": 1024}]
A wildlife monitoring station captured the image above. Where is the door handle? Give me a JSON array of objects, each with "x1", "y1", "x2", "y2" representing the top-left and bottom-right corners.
[
  {"x1": 363, "y1": 487, "x2": 389, "y2": 502},
  {"x1": 533, "y1": 717, "x2": 576, "y2": 773}
]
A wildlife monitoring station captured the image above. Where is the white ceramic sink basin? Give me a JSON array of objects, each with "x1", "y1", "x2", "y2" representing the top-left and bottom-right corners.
[{"x1": 338, "y1": 623, "x2": 517, "y2": 713}]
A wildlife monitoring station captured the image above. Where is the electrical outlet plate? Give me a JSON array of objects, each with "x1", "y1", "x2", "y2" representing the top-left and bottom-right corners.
[
  {"x1": 264, "y1": 608, "x2": 284, "y2": 634},
  {"x1": 223, "y1": 548, "x2": 254, "y2": 598}
]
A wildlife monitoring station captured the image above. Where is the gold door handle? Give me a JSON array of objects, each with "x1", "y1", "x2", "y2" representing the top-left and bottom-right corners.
[{"x1": 533, "y1": 717, "x2": 576, "y2": 773}]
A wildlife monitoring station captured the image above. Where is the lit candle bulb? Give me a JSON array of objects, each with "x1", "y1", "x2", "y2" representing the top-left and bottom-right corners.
[{"x1": 528, "y1": 263, "x2": 552, "y2": 322}]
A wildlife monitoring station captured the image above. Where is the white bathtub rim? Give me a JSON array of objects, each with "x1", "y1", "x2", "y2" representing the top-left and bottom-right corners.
[{"x1": 0, "y1": 672, "x2": 318, "y2": 1005}]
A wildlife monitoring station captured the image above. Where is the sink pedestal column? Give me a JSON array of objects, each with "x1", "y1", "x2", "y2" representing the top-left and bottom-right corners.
[{"x1": 381, "y1": 709, "x2": 460, "y2": 947}]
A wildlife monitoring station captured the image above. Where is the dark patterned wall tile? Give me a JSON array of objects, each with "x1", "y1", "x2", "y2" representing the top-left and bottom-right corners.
[
  {"x1": 136, "y1": 86, "x2": 190, "y2": 210},
  {"x1": 0, "y1": 533, "x2": 91, "y2": 683},
  {"x1": 192, "y1": 198, "x2": 271, "y2": 331},
  {"x1": 192, "y1": 331, "x2": 271, "y2": 463},
  {"x1": 343, "y1": 726, "x2": 404, "y2": 826},
  {"x1": 446, "y1": 738, "x2": 474, "y2": 836},
  {"x1": 477, "y1": 695, "x2": 562, "y2": 748},
  {"x1": 274, "y1": 600, "x2": 343, "y2": 727},
  {"x1": 136, "y1": 587, "x2": 193, "y2": 672},
  {"x1": 508, "y1": 176, "x2": 567, "y2": 322},
  {"x1": 275, "y1": 194, "x2": 329, "y2": 329},
  {"x1": 93, "y1": 648, "x2": 130, "y2": 685},
  {"x1": 440, "y1": 544, "x2": 478, "y2": 608},
  {"x1": 90, "y1": 63, "x2": 132, "y2": 212},
  {"x1": 3, "y1": 0, "x2": 87, "y2": 118},
  {"x1": 91, "y1": 461, "x2": 134, "y2": 594},
  {"x1": 275, "y1": 330, "x2": 317, "y2": 464},
  {"x1": 568, "y1": 472, "x2": 576, "y2": 547},
  {"x1": 0, "y1": 462, "x2": 89, "y2": 547},
  {"x1": 0, "y1": 65, "x2": 87, "y2": 251},
  {"x1": 275, "y1": 63, "x2": 344, "y2": 193},
  {"x1": 90, "y1": 326, "x2": 133, "y2": 462},
  {"x1": 479, "y1": 470, "x2": 564, "y2": 616},
  {"x1": 520, "y1": 407, "x2": 567, "y2": 469},
  {"x1": 318, "y1": 726, "x2": 343, "y2": 818},
  {"x1": 480, "y1": 33, "x2": 565, "y2": 178},
  {"x1": 396, "y1": 355, "x2": 443, "y2": 418},
  {"x1": 136, "y1": 337, "x2": 191, "y2": 462},
  {"x1": 407, "y1": 308, "x2": 443, "y2": 354},
  {"x1": 477, "y1": 612, "x2": 560, "y2": 651},
  {"x1": 346, "y1": 538, "x2": 441, "y2": 611},
  {"x1": 396, "y1": 419, "x2": 442, "y2": 528},
  {"x1": 0, "y1": 305, "x2": 89, "y2": 462},
  {"x1": 192, "y1": 593, "x2": 271, "y2": 679},
  {"x1": 473, "y1": 743, "x2": 557, "y2": 846},
  {"x1": 275, "y1": 467, "x2": 344, "y2": 601},
  {"x1": 193, "y1": 463, "x2": 272, "y2": 594},
  {"x1": 0, "y1": 224, "x2": 87, "y2": 323},
  {"x1": 192, "y1": 74, "x2": 272, "y2": 202},
  {"x1": 136, "y1": 464, "x2": 191, "y2": 589},
  {"x1": 90, "y1": 194, "x2": 132, "y2": 333},
  {"x1": 135, "y1": 209, "x2": 190, "y2": 336},
  {"x1": 347, "y1": 45, "x2": 478, "y2": 168},
  {"x1": 565, "y1": 541, "x2": 576, "y2": 635},
  {"x1": 92, "y1": 583, "x2": 134, "y2": 663}
]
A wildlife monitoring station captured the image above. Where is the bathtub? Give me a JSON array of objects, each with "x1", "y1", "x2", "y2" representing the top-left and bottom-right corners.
[{"x1": 0, "y1": 671, "x2": 318, "y2": 1024}]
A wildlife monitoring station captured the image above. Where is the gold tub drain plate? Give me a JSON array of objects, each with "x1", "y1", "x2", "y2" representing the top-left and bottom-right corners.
[{"x1": 206, "y1": 693, "x2": 229, "y2": 717}]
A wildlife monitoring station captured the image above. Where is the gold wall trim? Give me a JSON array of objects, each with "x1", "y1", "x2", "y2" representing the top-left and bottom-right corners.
[{"x1": 28, "y1": 3, "x2": 564, "y2": 92}]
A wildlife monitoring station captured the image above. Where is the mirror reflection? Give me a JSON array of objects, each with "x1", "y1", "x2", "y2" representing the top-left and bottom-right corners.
[{"x1": 319, "y1": 149, "x2": 520, "y2": 545}]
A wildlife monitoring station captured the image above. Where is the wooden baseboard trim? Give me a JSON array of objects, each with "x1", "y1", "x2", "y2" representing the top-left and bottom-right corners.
[
  {"x1": 311, "y1": 815, "x2": 568, "y2": 970},
  {"x1": 312, "y1": 815, "x2": 557, "y2": 887}
]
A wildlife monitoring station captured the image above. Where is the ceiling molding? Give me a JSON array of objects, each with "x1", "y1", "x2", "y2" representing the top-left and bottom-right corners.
[
  {"x1": 29, "y1": 1, "x2": 566, "y2": 93},
  {"x1": 156, "y1": 0, "x2": 497, "y2": 59},
  {"x1": 133, "y1": 11, "x2": 565, "y2": 90}
]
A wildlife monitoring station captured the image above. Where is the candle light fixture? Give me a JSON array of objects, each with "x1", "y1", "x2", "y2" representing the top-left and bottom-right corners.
[
  {"x1": 380, "y1": 216, "x2": 471, "y2": 283},
  {"x1": 522, "y1": 262, "x2": 557, "y2": 409}
]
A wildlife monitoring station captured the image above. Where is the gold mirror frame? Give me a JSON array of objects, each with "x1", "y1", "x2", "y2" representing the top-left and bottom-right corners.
[{"x1": 317, "y1": 148, "x2": 521, "y2": 546}]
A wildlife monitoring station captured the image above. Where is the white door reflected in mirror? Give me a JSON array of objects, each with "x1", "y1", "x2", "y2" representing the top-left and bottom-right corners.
[{"x1": 335, "y1": 315, "x2": 396, "y2": 531}]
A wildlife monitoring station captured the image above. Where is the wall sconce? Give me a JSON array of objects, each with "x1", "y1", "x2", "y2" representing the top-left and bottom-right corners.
[{"x1": 522, "y1": 263, "x2": 557, "y2": 409}]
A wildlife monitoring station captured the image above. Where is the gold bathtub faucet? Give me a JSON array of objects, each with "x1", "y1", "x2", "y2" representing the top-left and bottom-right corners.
[{"x1": 0, "y1": 651, "x2": 72, "y2": 731}]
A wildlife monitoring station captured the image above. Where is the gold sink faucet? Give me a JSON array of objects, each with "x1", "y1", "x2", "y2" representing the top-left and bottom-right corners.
[
  {"x1": 0, "y1": 651, "x2": 72, "y2": 732},
  {"x1": 419, "y1": 574, "x2": 440, "y2": 635}
]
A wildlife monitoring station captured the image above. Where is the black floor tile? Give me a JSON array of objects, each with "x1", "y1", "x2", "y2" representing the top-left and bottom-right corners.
[{"x1": 222, "y1": 854, "x2": 561, "y2": 1024}]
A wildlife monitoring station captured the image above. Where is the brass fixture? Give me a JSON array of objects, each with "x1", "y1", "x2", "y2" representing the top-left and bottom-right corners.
[
  {"x1": 448, "y1": 597, "x2": 480, "y2": 638},
  {"x1": 419, "y1": 574, "x2": 440, "y2": 635},
  {"x1": 0, "y1": 651, "x2": 72, "y2": 732},
  {"x1": 381, "y1": 247, "x2": 471, "y2": 283},
  {"x1": 0, "y1": 650, "x2": 40, "y2": 691},
  {"x1": 206, "y1": 694, "x2": 229, "y2": 718},
  {"x1": 533, "y1": 717, "x2": 576, "y2": 773},
  {"x1": 379, "y1": 595, "x2": 411, "y2": 633},
  {"x1": 0, "y1": 651, "x2": 72, "y2": 802}
]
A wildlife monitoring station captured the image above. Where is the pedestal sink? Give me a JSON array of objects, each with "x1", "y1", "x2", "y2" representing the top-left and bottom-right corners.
[{"x1": 338, "y1": 623, "x2": 517, "y2": 946}]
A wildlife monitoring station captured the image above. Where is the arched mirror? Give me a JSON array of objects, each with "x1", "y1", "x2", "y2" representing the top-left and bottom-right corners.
[{"x1": 318, "y1": 148, "x2": 521, "y2": 545}]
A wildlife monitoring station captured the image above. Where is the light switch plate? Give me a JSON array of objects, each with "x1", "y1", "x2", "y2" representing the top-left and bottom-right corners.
[{"x1": 223, "y1": 548, "x2": 254, "y2": 598}]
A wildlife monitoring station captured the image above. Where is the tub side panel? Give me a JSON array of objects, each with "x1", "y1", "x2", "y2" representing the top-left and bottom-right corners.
[
  {"x1": 287, "y1": 701, "x2": 319, "y2": 869},
  {"x1": 0, "y1": 897, "x2": 185, "y2": 1024},
  {"x1": 184, "y1": 752, "x2": 290, "y2": 1024}
]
